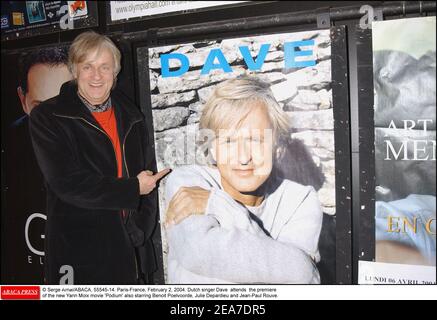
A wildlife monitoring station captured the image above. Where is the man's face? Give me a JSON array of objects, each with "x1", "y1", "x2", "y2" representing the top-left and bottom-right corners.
[
  {"x1": 75, "y1": 47, "x2": 115, "y2": 105},
  {"x1": 213, "y1": 102, "x2": 274, "y2": 199},
  {"x1": 18, "y1": 63, "x2": 72, "y2": 114}
]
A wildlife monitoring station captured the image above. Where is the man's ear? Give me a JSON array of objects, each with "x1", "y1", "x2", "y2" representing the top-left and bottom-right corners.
[
  {"x1": 71, "y1": 66, "x2": 78, "y2": 80},
  {"x1": 17, "y1": 87, "x2": 30, "y2": 115},
  {"x1": 275, "y1": 145, "x2": 284, "y2": 161}
]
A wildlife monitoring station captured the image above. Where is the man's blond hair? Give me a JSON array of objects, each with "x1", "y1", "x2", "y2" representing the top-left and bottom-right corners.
[
  {"x1": 200, "y1": 76, "x2": 289, "y2": 141},
  {"x1": 68, "y1": 31, "x2": 121, "y2": 77}
]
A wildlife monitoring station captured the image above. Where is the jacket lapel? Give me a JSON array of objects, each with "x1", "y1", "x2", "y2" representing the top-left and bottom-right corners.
[{"x1": 53, "y1": 80, "x2": 144, "y2": 141}]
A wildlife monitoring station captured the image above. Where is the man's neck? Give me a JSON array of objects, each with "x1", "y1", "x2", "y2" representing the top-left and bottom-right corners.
[
  {"x1": 77, "y1": 92, "x2": 111, "y2": 113},
  {"x1": 221, "y1": 178, "x2": 264, "y2": 207}
]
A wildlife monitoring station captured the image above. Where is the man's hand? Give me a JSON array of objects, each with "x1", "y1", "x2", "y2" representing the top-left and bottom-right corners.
[
  {"x1": 137, "y1": 169, "x2": 170, "y2": 195},
  {"x1": 165, "y1": 187, "x2": 210, "y2": 227}
]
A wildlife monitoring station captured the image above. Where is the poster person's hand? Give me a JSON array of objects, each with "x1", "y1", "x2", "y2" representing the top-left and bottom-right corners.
[
  {"x1": 137, "y1": 169, "x2": 170, "y2": 195},
  {"x1": 165, "y1": 186, "x2": 210, "y2": 227}
]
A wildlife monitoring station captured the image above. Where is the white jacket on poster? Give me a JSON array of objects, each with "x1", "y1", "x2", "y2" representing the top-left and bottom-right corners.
[{"x1": 165, "y1": 165, "x2": 323, "y2": 284}]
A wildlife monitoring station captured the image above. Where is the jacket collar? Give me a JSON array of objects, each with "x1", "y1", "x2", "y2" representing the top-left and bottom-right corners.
[{"x1": 53, "y1": 81, "x2": 144, "y2": 136}]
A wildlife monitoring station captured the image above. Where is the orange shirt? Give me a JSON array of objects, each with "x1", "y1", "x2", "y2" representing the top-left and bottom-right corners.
[{"x1": 92, "y1": 107, "x2": 123, "y2": 178}]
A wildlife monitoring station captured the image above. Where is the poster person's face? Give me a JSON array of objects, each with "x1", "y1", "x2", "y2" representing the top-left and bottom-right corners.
[
  {"x1": 17, "y1": 63, "x2": 72, "y2": 114},
  {"x1": 213, "y1": 103, "x2": 274, "y2": 199},
  {"x1": 75, "y1": 48, "x2": 115, "y2": 105}
]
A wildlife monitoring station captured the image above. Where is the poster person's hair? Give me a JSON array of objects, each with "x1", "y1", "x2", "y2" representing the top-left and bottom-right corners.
[
  {"x1": 200, "y1": 75, "x2": 290, "y2": 141},
  {"x1": 18, "y1": 46, "x2": 69, "y2": 94}
]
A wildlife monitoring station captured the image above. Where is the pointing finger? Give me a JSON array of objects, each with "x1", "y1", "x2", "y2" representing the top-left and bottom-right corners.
[{"x1": 152, "y1": 168, "x2": 171, "y2": 181}]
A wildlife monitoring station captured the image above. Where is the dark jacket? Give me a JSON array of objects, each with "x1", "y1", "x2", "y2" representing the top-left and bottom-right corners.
[{"x1": 29, "y1": 81, "x2": 158, "y2": 285}]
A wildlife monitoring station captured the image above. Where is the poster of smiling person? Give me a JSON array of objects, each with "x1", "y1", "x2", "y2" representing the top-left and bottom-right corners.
[{"x1": 147, "y1": 29, "x2": 337, "y2": 284}]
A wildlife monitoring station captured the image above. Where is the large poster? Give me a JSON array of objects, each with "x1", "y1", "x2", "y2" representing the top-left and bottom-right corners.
[
  {"x1": 361, "y1": 17, "x2": 436, "y2": 284},
  {"x1": 1, "y1": 45, "x2": 72, "y2": 283},
  {"x1": 146, "y1": 29, "x2": 339, "y2": 284}
]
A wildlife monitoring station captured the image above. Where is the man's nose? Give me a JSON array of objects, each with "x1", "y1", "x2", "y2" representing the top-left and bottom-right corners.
[
  {"x1": 238, "y1": 140, "x2": 252, "y2": 165},
  {"x1": 91, "y1": 68, "x2": 102, "y2": 79}
]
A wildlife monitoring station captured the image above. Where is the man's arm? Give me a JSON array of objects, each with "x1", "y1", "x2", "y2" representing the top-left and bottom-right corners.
[
  {"x1": 167, "y1": 214, "x2": 320, "y2": 284},
  {"x1": 165, "y1": 168, "x2": 321, "y2": 283},
  {"x1": 134, "y1": 122, "x2": 161, "y2": 240},
  {"x1": 165, "y1": 167, "x2": 267, "y2": 233}
]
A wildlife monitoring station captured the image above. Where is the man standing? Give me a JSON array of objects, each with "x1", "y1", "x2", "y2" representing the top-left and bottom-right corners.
[{"x1": 29, "y1": 31, "x2": 169, "y2": 284}]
